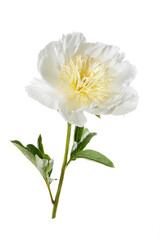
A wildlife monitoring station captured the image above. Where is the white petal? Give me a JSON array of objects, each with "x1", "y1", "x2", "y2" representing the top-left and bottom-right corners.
[
  {"x1": 99, "y1": 88, "x2": 138, "y2": 115},
  {"x1": 109, "y1": 61, "x2": 137, "y2": 87},
  {"x1": 75, "y1": 43, "x2": 124, "y2": 65},
  {"x1": 86, "y1": 88, "x2": 138, "y2": 116},
  {"x1": 86, "y1": 107, "x2": 102, "y2": 115},
  {"x1": 111, "y1": 88, "x2": 138, "y2": 115},
  {"x1": 37, "y1": 41, "x2": 64, "y2": 84},
  {"x1": 58, "y1": 97, "x2": 87, "y2": 127},
  {"x1": 25, "y1": 78, "x2": 63, "y2": 109},
  {"x1": 61, "y1": 32, "x2": 86, "y2": 62},
  {"x1": 87, "y1": 93, "x2": 122, "y2": 115},
  {"x1": 99, "y1": 45, "x2": 125, "y2": 66},
  {"x1": 75, "y1": 42, "x2": 104, "y2": 59},
  {"x1": 74, "y1": 100, "x2": 99, "y2": 113}
]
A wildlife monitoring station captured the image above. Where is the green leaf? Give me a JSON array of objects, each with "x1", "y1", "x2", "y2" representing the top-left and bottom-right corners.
[
  {"x1": 78, "y1": 132, "x2": 97, "y2": 152},
  {"x1": 44, "y1": 153, "x2": 52, "y2": 177},
  {"x1": 26, "y1": 144, "x2": 43, "y2": 159},
  {"x1": 11, "y1": 140, "x2": 36, "y2": 166},
  {"x1": 71, "y1": 128, "x2": 97, "y2": 159},
  {"x1": 96, "y1": 115, "x2": 101, "y2": 118},
  {"x1": 35, "y1": 155, "x2": 53, "y2": 180},
  {"x1": 37, "y1": 135, "x2": 51, "y2": 161},
  {"x1": 37, "y1": 134, "x2": 44, "y2": 154},
  {"x1": 74, "y1": 149, "x2": 114, "y2": 168},
  {"x1": 11, "y1": 140, "x2": 24, "y2": 148},
  {"x1": 44, "y1": 154, "x2": 51, "y2": 161},
  {"x1": 74, "y1": 126, "x2": 84, "y2": 142},
  {"x1": 11, "y1": 140, "x2": 54, "y2": 183}
]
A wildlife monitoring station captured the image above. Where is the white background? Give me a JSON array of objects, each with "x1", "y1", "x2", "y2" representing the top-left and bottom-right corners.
[{"x1": 0, "y1": 0, "x2": 160, "y2": 239}]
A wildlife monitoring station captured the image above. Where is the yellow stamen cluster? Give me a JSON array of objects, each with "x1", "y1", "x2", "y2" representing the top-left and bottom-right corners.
[{"x1": 60, "y1": 55, "x2": 113, "y2": 107}]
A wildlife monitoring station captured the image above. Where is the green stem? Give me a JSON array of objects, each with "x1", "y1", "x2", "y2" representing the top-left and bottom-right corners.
[
  {"x1": 52, "y1": 123, "x2": 72, "y2": 219},
  {"x1": 45, "y1": 179, "x2": 55, "y2": 204},
  {"x1": 66, "y1": 159, "x2": 72, "y2": 167}
]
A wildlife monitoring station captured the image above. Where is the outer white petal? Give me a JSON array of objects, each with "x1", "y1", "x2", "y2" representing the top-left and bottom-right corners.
[
  {"x1": 109, "y1": 61, "x2": 137, "y2": 87},
  {"x1": 86, "y1": 92, "x2": 122, "y2": 115},
  {"x1": 87, "y1": 87, "x2": 138, "y2": 116},
  {"x1": 74, "y1": 42, "x2": 104, "y2": 59},
  {"x1": 25, "y1": 78, "x2": 63, "y2": 109},
  {"x1": 74, "y1": 100, "x2": 99, "y2": 113},
  {"x1": 61, "y1": 32, "x2": 86, "y2": 62},
  {"x1": 58, "y1": 97, "x2": 87, "y2": 127},
  {"x1": 111, "y1": 87, "x2": 139, "y2": 115},
  {"x1": 37, "y1": 33, "x2": 86, "y2": 85},
  {"x1": 37, "y1": 41, "x2": 64, "y2": 85},
  {"x1": 75, "y1": 42, "x2": 124, "y2": 65},
  {"x1": 99, "y1": 45, "x2": 125, "y2": 66}
]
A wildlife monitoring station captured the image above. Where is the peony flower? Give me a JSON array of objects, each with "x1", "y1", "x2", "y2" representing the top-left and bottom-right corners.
[{"x1": 26, "y1": 32, "x2": 138, "y2": 127}]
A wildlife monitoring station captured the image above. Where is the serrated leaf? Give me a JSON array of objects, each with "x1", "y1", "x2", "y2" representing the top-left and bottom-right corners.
[
  {"x1": 74, "y1": 149, "x2": 114, "y2": 168},
  {"x1": 37, "y1": 134, "x2": 44, "y2": 154}
]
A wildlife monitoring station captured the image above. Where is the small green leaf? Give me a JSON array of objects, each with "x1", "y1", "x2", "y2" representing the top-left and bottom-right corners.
[
  {"x1": 11, "y1": 140, "x2": 54, "y2": 182},
  {"x1": 74, "y1": 149, "x2": 114, "y2": 168},
  {"x1": 11, "y1": 140, "x2": 24, "y2": 148},
  {"x1": 37, "y1": 134, "x2": 44, "y2": 154},
  {"x1": 96, "y1": 115, "x2": 101, "y2": 118},
  {"x1": 78, "y1": 132, "x2": 97, "y2": 152},
  {"x1": 44, "y1": 153, "x2": 51, "y2": 161},
  {"x1": 35, "y1": 155, "x2": 53, "y2": 180},
  {"x1": 11, "y1": 140, "x2": 36, "y2": 166},
  {"x1": 71, "y1": 128, "x2": 97, "y2": 159},
  {"x1": 37, "y1": 135, "x2": 52, "y2": 161},
  {"x1": 74, "y1": 126, "x2": 84, "y2": 142},
  {"x1": 26, "y1": 144, "x2": 43, "y2": 159}
]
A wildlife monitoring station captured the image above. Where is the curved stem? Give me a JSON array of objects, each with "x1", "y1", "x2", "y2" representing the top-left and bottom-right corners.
[
  {"x1": 52, "y1": 123, "x2": 72, "y2": 219},
  {"x1": 45, "y1": 179, "x2": 55, "y2": 204}
]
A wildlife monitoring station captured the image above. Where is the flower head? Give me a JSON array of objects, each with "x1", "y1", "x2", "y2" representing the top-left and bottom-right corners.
[{"x1": 26, "y1": 32, "x2": 138, "y2": 126}]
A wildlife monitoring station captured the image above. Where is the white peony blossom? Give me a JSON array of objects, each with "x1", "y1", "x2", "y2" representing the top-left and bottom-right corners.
[{"x1": 26, "y1": 32, "x2": 138, "y2": 127}]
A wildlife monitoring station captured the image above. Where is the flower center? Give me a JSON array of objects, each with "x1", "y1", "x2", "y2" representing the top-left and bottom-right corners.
[{"x1": 60, "y1": 55, "x2": 114, "y2": 107}]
